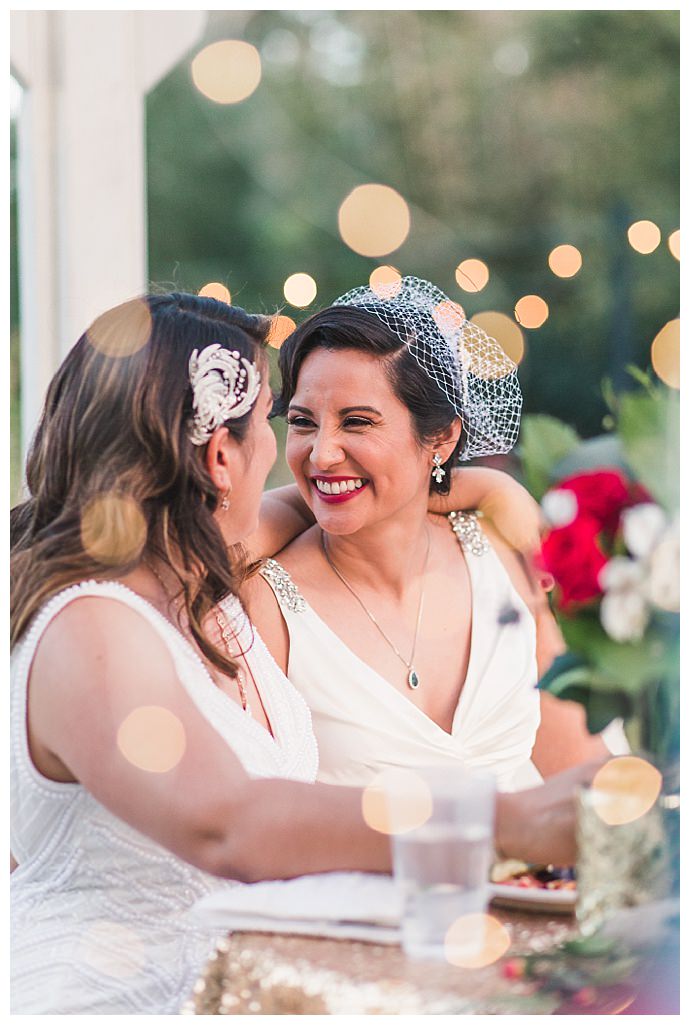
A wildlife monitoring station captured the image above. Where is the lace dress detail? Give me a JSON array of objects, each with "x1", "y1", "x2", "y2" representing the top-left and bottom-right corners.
[
  {"x1": 10, "y1": 580, "x2": 317, "y2": 1014},
  {"x1": 260, "y1": 514, "x2": 541, "y2": 793}
]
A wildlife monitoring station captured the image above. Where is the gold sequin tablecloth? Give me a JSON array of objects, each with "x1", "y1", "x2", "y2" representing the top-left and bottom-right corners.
[{"x1": 185, "y1": 909, "x2": 577, "y2": 1015}]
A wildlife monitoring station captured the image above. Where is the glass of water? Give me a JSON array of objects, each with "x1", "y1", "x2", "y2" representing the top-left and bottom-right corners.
[{"x1": 390, "y1": 767, "x2": 497, "y2": 960}]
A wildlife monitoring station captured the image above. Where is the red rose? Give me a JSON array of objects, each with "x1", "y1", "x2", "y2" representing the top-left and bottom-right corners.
[
  {"x1": 557, "y1": 470, "x2": 631, "y2": 535},
  {"x1": 540, "y1": 514, "x2": 608, "y2": 610}
]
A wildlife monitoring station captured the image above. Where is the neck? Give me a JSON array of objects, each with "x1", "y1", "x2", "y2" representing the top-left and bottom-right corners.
[{"x1": 322, "y1": 502, "x2": 432, "y2": 599}]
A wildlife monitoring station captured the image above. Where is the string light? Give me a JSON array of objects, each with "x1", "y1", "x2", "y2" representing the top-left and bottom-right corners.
[
  {"x1": 267, "y1": 314, "x2": 296, "y2": 349},
  {"x1": 455, "y1": 259, "x2": 489, "y2": 293},
  {"x1": 514, "y1": 295, "x2": 549, "y2": 329},
  {"x1": 191, "y1": 40, "x2": 262, "y2": 105},
  {"x1": 198, "y1": 282, "x2": 231, "y2": 304},
  {"x1": 548, "y1": 244, "x2": 582, "y2": 278},
  {"x1": 627, "y1": 220, "x2": 661, "y2": 254},
  {"x1": 361, "y1": 768, "x2": 433, "y2": 835},
  {"x1": 283, "y1": 273, "x2": 317, "y2": 308},
  {"x1": 369, "y1": 265, "x2": 402, "y2": 297},
  {"x1": 650, "y1": 319, "x2": 680, "y2": 389},
  {"x1": 667, "y1": 230, "x2": 680, "y2": 261},
  {"x1": 338, "y1": 184, "x2": 410, "y2": 257}
]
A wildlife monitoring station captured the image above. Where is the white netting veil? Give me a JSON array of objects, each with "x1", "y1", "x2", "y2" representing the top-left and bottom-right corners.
[{"x1": 332, "y1": 276, "x2": 522, "y2": 461}]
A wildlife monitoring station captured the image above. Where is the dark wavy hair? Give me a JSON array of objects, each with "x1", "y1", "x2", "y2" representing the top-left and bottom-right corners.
[
  {"x1": 274, "y1": 306, "x2": 462, "y2": 494},
  {"x1": 11, "y1": 292, "x2": 269, "y2": 678}
]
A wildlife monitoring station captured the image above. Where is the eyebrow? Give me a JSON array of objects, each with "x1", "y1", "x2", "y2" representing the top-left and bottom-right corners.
[{"x1": 288, "y1": 404, "x2": 382, "y2": 416}]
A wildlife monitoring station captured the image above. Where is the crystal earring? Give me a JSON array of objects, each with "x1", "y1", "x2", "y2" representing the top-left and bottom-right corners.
[
  {"x1": 431, "y1": 453, "x2": 446, "y2": 485},
  {"x1": 220, "y1": 489, "x2": 231, "y2": 511}
]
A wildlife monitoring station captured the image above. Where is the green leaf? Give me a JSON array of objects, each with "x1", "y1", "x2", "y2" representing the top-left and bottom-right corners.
[
  {"x1": 558, "y1": 616, "x2": 662, "y2": 693},
  {"x1": 562, "y1": 934, "x2": 617, "y2": 957},
  {"x1": 517, "y1": 415, "x2": 580, "y2": 500},
  {"x1": 616, "y1": 389, "x2": 679, "y2": 512}
]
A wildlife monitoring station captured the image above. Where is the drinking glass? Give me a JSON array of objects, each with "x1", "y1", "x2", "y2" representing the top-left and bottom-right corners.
[{"x1": 389, "y1": 767, "x2": 496, "y2": 960}]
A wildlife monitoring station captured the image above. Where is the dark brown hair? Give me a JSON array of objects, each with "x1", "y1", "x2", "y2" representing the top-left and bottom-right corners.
[
  {"x1": 11, "y1": 292, "x2": 269, "y2": 678},
  {"x1": 275, "y1": 306, "x2": 463, "y2": 492}
]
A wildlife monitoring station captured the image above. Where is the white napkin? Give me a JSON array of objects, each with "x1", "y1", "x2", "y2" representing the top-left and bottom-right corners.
[{"x1": 192, "y1": 871, "x2": 403, "y2": 944}]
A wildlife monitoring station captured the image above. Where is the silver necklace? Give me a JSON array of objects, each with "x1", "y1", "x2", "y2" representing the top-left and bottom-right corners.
[{"x1": 321, "y1": 529, "x2": 431, "y2": 690}]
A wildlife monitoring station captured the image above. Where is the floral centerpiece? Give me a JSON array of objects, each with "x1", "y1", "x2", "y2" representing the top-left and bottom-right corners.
[{"x1": 519, "y1": 374, "x2": 680, "y2": 768}]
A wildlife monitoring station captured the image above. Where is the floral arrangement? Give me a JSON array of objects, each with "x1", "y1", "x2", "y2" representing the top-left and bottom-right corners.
[{"x1": 519, "y1": 374, "x2": 680, "y2": 766}]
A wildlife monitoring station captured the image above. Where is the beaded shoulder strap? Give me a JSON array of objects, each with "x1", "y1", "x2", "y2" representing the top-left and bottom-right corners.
[
  {"x1": 260, "y1": 559, "x2": 307, "y2": 613},
  {"x1": 448, "y1": 510, "x2": 490, "y2": 556}
]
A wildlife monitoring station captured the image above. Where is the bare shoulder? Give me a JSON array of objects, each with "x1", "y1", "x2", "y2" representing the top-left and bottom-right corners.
[
  {"x1": 241, "y1": 568, "x2": 292, "y2": 674},
  {"x1": 30, "y1": 594, "x2": 175, "y2": 701},
  {"x1": 271, "y1": 524, "x2": 323, "y2": 577}
]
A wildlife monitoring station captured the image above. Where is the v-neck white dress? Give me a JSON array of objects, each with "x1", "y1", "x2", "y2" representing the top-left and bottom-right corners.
[
  {"x1": 261, "y1": 512, "x2": 542, "y2": 794},
  {"x1": 10, "y1": 580, "x2": 317, "y2": 1015}
]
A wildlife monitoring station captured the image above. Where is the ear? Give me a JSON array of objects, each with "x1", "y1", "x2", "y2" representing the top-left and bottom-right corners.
[
  {"x1": 428, "y1": 416, "x2": 463, "y2": 463},
  {"x1": 204, "y1": 426, "x2": 240, "y2": 494}
]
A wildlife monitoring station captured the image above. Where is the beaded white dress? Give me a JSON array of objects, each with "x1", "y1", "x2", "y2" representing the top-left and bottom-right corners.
[
  {"x1": 261, "y1": 512, "x2": 542, "y2": 794},
  {"x1": 10, "y1": 580, "x2": 318, "y2": 1015}
]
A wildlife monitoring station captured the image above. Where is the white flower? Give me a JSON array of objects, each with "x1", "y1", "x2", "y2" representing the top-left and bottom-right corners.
[
  {"x1": 541, "y1": 488, "x2": 578, "y2": 528},
  {"x1": 600, "y1": 588, "x2": 650, "y2": 643},
  {"x1": 621, "y1": 503, "x2": 667, "y2": 560},
  {"x1": 598, "y1": 556, "x2": 644, "y2": 593},
  {"x1": 646, "y1": 532, "x2": 680, "y2": 612}
]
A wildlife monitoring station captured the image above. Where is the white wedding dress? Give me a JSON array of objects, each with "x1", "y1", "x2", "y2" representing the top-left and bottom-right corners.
[
  {"x1": 10, "y1": 580, "x2": 318, "y2": 1015},
  {"x1": 261, "y1": 512, "x2": 543, "y2": 793}
]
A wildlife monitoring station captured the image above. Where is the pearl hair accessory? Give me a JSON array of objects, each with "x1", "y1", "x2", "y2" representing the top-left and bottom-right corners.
[{"x1": 188, "y1": 344, "x2": 262, "y2": 446}]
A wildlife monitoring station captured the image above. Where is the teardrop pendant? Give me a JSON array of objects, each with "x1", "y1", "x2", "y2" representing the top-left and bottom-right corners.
[{"x1": 407, "y1": 669, "x2": 420, "y2": 690}]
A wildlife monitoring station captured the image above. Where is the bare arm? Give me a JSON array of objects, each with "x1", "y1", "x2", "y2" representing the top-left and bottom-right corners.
[
  {"x1": 247, "y1": 466, "x2": 543, "y2": 562},
  {"x1": 430, "y1": 466, "x2": 543, "y2": 555},
  {"x1": 28, "y1": 597, "x2": 389, "y2": 883}
]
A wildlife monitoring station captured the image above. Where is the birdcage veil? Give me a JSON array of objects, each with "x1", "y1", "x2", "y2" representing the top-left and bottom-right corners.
[{"x1": 332, "y1": 276, "x2": 522, "y2": 460}]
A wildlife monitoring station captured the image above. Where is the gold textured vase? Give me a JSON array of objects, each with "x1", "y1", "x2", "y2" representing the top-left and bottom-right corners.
[{"x1": 575, "y1": 785, "x2": 670, "y2": 936}]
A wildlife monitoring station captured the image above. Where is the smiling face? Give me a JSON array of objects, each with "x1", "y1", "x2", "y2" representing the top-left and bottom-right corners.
[{"x1": 286, "y1": 347, "x2": 434, "y2": 536}]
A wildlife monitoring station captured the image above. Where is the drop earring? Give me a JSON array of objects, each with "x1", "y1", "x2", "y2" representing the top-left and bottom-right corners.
[
  {"x1": 220, "y1": 489, "x2": 231, "y2": 511},
  {"x1": 431, "y1": 453, "x2": 446, "y2": 485}
]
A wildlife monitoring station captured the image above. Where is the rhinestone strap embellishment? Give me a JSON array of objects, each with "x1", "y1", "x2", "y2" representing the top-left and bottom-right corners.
[
  {"x1": 448, "y1": 511, "x2": 490, "y2": 557},
  {"x1": 260, "y1": 559, "x2": 307, "y2": 613}
]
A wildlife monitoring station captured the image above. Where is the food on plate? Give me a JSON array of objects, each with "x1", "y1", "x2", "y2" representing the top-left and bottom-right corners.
[{"x1": 490, "y1": 860, "x2": 576, "y2": 891}]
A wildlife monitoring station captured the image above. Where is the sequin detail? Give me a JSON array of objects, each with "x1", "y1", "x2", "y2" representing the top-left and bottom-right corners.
[
  {"x1": 448, "y1": 510, "x2": 490, "y2": 557},
  {"x1": 260, "y1": 560, "x2": 307, "y2": 613}
]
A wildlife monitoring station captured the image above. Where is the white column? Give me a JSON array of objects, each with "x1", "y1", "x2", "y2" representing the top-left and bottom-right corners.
[{"x1": 11, "y1": 10, "x2": 207, "y2": 461}]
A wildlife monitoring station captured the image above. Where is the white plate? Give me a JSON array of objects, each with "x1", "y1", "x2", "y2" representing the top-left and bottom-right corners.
[{"x1": 489, "y1": 881, "x2": 577, "y2": 914}]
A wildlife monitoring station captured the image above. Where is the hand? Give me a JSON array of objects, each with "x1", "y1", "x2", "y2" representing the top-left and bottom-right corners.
[
  {"x1": 495, "y1": 758, "x2": 608, "y2": 866},
  {"x1": 478, "y1": 481, "x2": 545, "y2": 559}
]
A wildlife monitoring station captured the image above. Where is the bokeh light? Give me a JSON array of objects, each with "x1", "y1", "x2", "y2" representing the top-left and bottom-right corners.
[
  {"x1": 471, "y1": 311, "x2": 525, "y2": 367},
  {"x1": 283, "y1": 273, "x2": 317, "y2": 308},
  {"x1": 338, "y1": 184, "x2": 410, "y2": 257},
  {"x1": 514, "y1": 295, "x2": 549, "y2": 329},
  {"x1": 650, "y1": 319, "x2": 680, "y2": 389},
  {"x1": 361, "y1": 768, "x2": 433, "y2": 835},
  {"x1": 627, "y1": 220, "x2": 661, "y2": 254},
  {"x1": 85, "y1": 297, "x2": 152, "y2": 359},
  {"x1": 79, "y1": 922, "x2": 147, "y2": 979},
  {"x1": 191, "y1": 40, "x2": 262, "y2": 105},
  {"x1": 444, "y1": 913, "x2": 511, "y2": 969},
  {"x1": 117, "y1": 706, "x2": 187, "y2": 774},
  {"x1": 455, "y1": 259, "x2": 489, "y2": 293},
  {"x1": 433, "y1": 299, "x2": 466, "y2": 334},
  {"x1": 267, "y1": 314, "x2": 296, "y2": 349},
  {"x1": 591, "y1": 756, "x2": 662, "y2": 826},
  {"x1": 198, "y1": 282, "x2": 231, "y2": 304},
  {"x1": 548, "y1": 244, "x2": 582, "y2": 278},
  {"x1": 370, "y1": 265, "x2": 402, "y2": 298},
  {"x1": 667, "y1": 230, "x2": 680, "y2": 261},
  {"x1": 80, "y1": 493, "x2": 147, "y2": 566}
]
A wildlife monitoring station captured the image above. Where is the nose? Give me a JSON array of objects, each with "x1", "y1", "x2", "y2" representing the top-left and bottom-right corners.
[{"x1": 309, "y1": 426, "x2": 345, "y2": 471}]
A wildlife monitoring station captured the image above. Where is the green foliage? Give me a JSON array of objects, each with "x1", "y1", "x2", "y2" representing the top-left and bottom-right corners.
[
  {"x1": 616, "y1": 385, "x2": 680, "y2": 512},
  {"x1": 517, "y1": 414, "x2": 580, "y2": 499}
]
